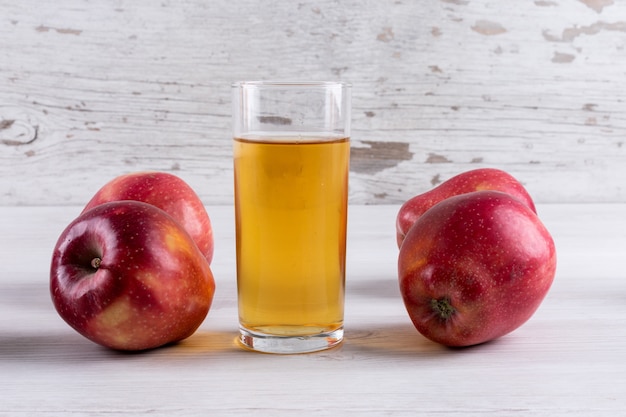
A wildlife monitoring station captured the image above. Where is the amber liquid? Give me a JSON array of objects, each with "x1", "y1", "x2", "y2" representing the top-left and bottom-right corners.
[{"x1": 234, "y1": 135, "x2": 349, "y2": 337}]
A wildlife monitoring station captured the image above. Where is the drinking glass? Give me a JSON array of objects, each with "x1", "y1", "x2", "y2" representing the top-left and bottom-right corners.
[{"x1": 232, "y1": 81, "x2": 351, "y2": 353}]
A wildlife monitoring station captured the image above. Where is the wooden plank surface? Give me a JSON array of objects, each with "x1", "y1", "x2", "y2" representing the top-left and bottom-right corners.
[
  {"x1": 2, "y1": 0, "x2": 626, "y2": 206},
  {"x1": 1, "y1": 204, "x2": 625, "y2": 416}
]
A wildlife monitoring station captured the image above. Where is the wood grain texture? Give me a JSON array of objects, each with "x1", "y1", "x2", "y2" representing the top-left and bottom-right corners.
[
  {"x1": 1, "y1": 204, "x2": 625, "y2": 416},
  {"x1": 1, "y1": 0, "x2": 626, "y2": 206}
]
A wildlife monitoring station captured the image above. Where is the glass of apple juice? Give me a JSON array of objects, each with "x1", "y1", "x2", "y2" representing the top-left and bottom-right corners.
[{"x1": 232, "y1": 81, "x2": 351, "y2": 354}]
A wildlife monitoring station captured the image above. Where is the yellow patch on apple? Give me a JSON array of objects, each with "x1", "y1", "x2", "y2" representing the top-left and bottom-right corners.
[
  {"x1": 164, "y1": 223, "x2": 196, "y2": 256},
  {"x1": 91, "y1": 296, "x2": 137, "y2": 346}
]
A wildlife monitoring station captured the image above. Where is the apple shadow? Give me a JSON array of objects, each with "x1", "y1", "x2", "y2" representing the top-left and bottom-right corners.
[
  {"x1": 0, "y1": 328, "x2": 246, "y2": 364},
  {"x1": 0, "y1": 331, "x2": 107, "y2": 363},
  {"x1": 160, "y1": 329, "x2": 243, "y2": 356},
  {"x1": 339, "y1": 321, "x2": 503, "y2": 358},
  {"x1": 341, "y1": 322, "x2": 449, "y2": 357}
]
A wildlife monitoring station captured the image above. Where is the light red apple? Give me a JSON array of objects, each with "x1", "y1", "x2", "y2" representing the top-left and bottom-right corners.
[
  {"x1": 50, "y1": 201, "x2": 216, "y2": 351},
  {"x1": 398, "y1": 191, "x2": 556, "y2": 347},
  {"x1": 396, "y1": 168, "x2": 536, "y2": 247},
  {"x1": 83, "y1": 171, "x2": 214, "y2": 264}
]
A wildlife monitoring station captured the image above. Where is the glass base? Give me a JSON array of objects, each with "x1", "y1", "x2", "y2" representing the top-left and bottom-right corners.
[{"x1": 238, "y1": 326, "x2": 344, "y2": 354}]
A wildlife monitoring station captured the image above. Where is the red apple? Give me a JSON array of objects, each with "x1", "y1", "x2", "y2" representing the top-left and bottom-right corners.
[
  {"x1": 398, "y1": 191, "x2": 556, "y2": 347},
  {"x1": 396, "y1": 168, "x2": 536, "y2": 247},
  {"x1": 83, "y1": 172, "x2": 214, "y2": 264},
  {"x1": 50, "y1": 201, "x2": 216, "y2": 351}
]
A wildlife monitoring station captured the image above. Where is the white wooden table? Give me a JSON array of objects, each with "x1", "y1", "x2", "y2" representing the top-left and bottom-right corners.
[{"x1": 1, "y1": 204, "x2": 625, "y2": 416}]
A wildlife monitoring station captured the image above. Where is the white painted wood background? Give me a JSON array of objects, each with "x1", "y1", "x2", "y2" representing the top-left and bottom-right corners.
[{"x1": 1, "y1": 0, "x2": 625, "y2": 206}]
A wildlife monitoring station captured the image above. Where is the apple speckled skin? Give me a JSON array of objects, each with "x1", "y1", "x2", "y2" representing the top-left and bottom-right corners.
[
  {"x1": 396, "y1": 168, "x2": 536, "y2": 248},
  {"x1": 398, "y1": 191, "x2": 556, "y2": 347},
  {"x1": 50, "y1": 201, "x2": 215, "y2": 351},
  {"x1": 83, "y1": 171, "x2": 214, "y2": 264}
]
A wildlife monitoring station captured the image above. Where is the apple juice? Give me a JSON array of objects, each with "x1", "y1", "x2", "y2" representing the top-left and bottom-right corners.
[{"x1": 234, "y1": 135, "x2": 349, "y2": 338}]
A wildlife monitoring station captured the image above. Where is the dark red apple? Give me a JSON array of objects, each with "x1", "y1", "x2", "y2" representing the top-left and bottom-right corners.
[
  {"x1": 396, "y1": 168, "x2": 536, "y2": 247},
  {"x1": 83, "y1": 171, "x2": 213, "y2": 264},
  {"x1": 398, "y1": 191, "x2": 556, "y2": 347},
  {"x1": 50, "y1": 201, "x2": 216, "y2": 351}
]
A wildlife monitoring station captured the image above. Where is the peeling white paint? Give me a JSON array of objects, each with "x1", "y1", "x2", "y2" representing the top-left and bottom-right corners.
[{"x1": 1, "y1": 0, "x2": 626, "y2": 205}]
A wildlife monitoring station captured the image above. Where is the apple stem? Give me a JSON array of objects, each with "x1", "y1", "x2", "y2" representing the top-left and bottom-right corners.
[
  {"x1": 91, "y1": 257, "x2": 102, "y2": 270},
  {"x1": 430, "y1": 298, "x2": 456, "y2": 320}
]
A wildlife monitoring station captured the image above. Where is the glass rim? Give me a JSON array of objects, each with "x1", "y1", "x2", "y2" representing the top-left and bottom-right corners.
[{"x1": 232, "y1": 80, "x2": 351, "y2": 88}]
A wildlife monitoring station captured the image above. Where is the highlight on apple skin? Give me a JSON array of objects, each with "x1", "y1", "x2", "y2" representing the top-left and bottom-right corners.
[{"x1": 50, "y1": 200, "x2": 216, "y2": 351}]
